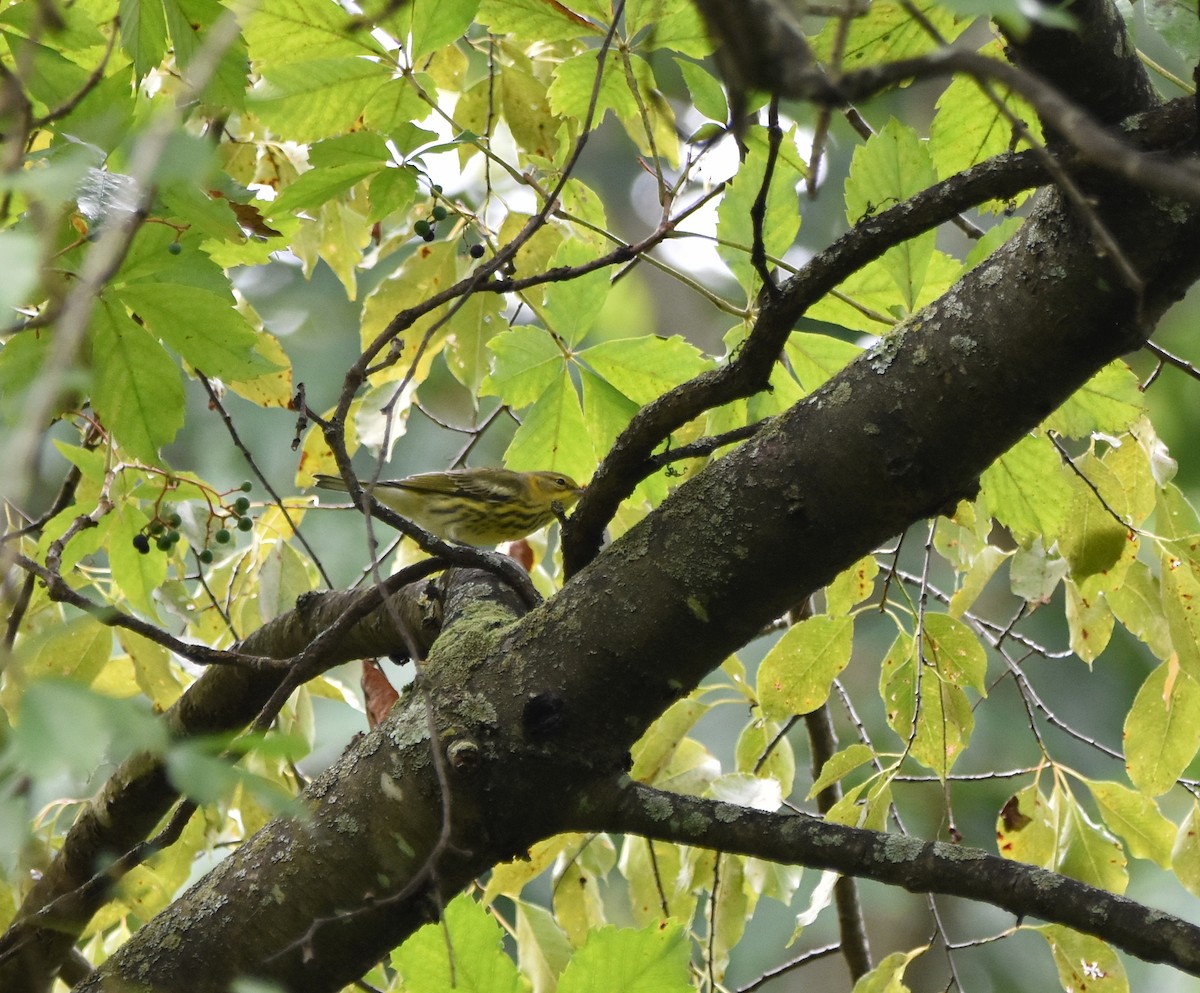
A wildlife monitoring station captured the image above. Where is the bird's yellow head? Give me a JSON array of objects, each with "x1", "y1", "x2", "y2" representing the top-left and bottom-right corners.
[{"x1": 526, "y1": 471, "x2": 585, "y2": 511}]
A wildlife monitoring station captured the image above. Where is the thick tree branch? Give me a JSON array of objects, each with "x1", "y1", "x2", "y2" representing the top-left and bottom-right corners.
[
  {"x1": 69, "y1": 153, "x2": 1200, "y2": 989},
  {"x1": 565, "y1": 96, "x2": 1200, "y2": 572},
  {"x1": 592, "y1": 781, "x2": 1200, "y2": 975}
]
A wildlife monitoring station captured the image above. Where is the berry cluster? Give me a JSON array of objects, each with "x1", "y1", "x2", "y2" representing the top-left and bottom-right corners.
[
  {"x1": 131, "y1": 481, "x2": 255, "y2": 566},
  {"x1": 413, "y1": 187, "x2": 447, "y2": 242}
]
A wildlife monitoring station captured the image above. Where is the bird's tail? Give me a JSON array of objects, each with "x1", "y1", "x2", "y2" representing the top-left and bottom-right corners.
[{"x1": 312, "y1": 474, "x2": 350, "y2": 493}]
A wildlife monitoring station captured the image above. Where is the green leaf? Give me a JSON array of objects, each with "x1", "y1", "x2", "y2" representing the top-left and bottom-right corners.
[
  {"x1": 579, "y1": 367, "x2": 640, "y2": 472},
  {"x1": 515, "y1": 899, "x2": 574, "y2": 989},
  {"x1": 394, "y1": 894, "x2": 524, "y2": 993},
  {"x1": 504, "y1": 375, "x2": 593, "y2": 482},
  {"x1": 406, "y1": 0, "x2": 479, "y2": 58},
  {"x1": 627, "y1": 0, "x2": 712, "y2": 56},
  {"x1": 929, "y1": 41, "x2": 1042, "y2": 182},
  {"x1": 553, "y1": 836, "x2": 614, "y2": 943},
  {"x1": 947, "y1": 544, "x2": 1008, "y2": 617},
  {"x1": 120, "y1": 0, "x2": 169, "y2": 77},
  {"x1": 1033, "y1": 925, "x2": 1128, "y2": 993},
  {"x1": 1144, "y1": 0, "x2": 1200, "y2": 62},
  {"x1": 784, "y1": 334, "x2": 863, "y2": 394},
  {"x1": 621, "y1": 839, "x2": 693, "y2": 927},
  {"x1": 164, "y1": 0, "x2": 249, "y2": 108},
  {"x1": 499, "y1": 66, "x2": 562, "y2": 160},
  {"x1": 1085, "y1": 778, "x2": 1176, "y2": 868},
  {"x1": 116, "y1": 284, "x2": 279, "y2": 381},
  {"x1": 9, "y1": 680, "x2": 168, "y2": 780},
  {"x1": 445, "y1": 293, "x2": 505, "y2": 398},
  {"x1": 478, "y1": 0, "x2": 603, "y2": 41},
  {"x1": 269, "y1": 162, "x2": 384, "y2": 217},
  {"x1": 811, "y1": 0, "x2": 964, "y2": 65},
  {"x1": 757, "y1": 615, "x2": 853, "y2": 720},
  {"x1": 483, "y1": 326, "x2": 568, "y2": 407},
  {"x1": 809, "y1": 743, "x2": 875, "y2": 798},
  {"x1": 716, "y1": 125, "x2": 805, "y2": 296},
  {"x1": 580, "y1": 335, "x2": 708, "y2": 406},
  {"x1": 845, "y1": 118, "x2": 937, "y2": 310},
  {"x1": 0, "y1": 231, "x2": 42, "y2": 321},
  {"x1": 542, "y1": 240, "x2": 611, "y2": 345},
  {"x1": 673, "y1": 57, "x2": 727, "y2": 121},
  {"x1": 241, "y1": 0, "x2": 372, "y2": 65},
  {"x1": 1045, "y1": 361, "x2": 1144, "y2": 438},
  {"x1": 1125, "y1": 662, "x2": 1200, "y2": 796},
  {"x1": 108, "y1": 499, "x2": 168, "y2": 617},
  {"x1": 558, "y1": 922, "x2": 692, "y2": 993},
  {"x1": 980, "y1": 432, "x2": 1072, "y2": 544},
  {"x1": 92, "y1": 300, "x2": 186, "y2": 464},
  {"x1": 546, "y1": 48, "x2": 639, "y2": 127},
  {"x1": 359, "y1": 241, "x2": 459, "y2": 383},
  {"x1": 251, "y1": 59, "x2": 391, "y2": 142},
  {"x1": 119, "y1": 631, "x2": 185, "y2": 710}
]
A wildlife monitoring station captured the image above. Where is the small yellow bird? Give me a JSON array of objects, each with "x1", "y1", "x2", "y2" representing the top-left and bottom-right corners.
[{"x1": 313, "y1": 468, "x2": 584, "y2": 546}]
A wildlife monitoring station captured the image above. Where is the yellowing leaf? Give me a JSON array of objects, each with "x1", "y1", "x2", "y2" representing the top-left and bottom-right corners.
[
  {"x1": 1054, "y1": 790, "x2": 1128, "y2": 893},
  {"x1": 1125, "y1": 662, "x2": 1200, "y2": 796},
  {"x1": 849, "y1": 946, "x2": 928, "y2": 993},
  {"x1": 758, "y1": 615, "x2": 853, "y2": 720},
  {"x1": 1085, "y1": 779, "x2": 1176, "y2": 868},
  {"x1": 1065, "y1": 579, "x2": 1114, "y2": 664},
  {"x1": 997, "y1": 784, "x2": 1056, "y2": 866},
  {"x1": 1033, "y1": 925, "x2": 1128, "y2": 993},
  {"x1": 1171, "y1": 801, "x2": 1200, "y2": 898}
]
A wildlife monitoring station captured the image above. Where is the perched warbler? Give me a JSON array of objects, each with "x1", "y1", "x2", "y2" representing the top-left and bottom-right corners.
[{"x1": 312, "y1": 468, "x2": 584, "y2": 546}]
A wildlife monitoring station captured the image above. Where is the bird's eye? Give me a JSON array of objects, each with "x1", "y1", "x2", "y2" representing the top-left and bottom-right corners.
[{"x1": 555, "y1": 476, "x2": 567, "y2": 487}]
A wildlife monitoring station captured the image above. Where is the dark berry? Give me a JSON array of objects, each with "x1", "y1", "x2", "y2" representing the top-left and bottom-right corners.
[
  {"x1": 432, "y1": 184, "x2": 443, "y2": 194},
  {"x1": 199, "y1": 549, "x2": 214, "y2": 564},
  {"x1": 133, "y1": 533, "x2": 151, "y2": 554},
  {"x1": 168, "y1": 242, "x2": 182, "y2": 255},
  {"x1": 166, "y1": 512, "x2": 182, "y2": 527},
  {"x1": 234, "y1": 496, "x2": 250, "y2": 513},
  {"x1": 431, "y1": 205, "x2": 447, "y2": 221},
  {"x1": 215, "y1": 528, "x2": 232, "y2": 544},
  {"x1": 414, "y1": 220, "x2": 432, "y2": 238},
  {"x1": 469, "y1": 243, "x2": 485, "y2": 259},
  {"x1": 237, "y1": 516, "x2": 253, "y2": 532},
  {"x1": 240, "y1": 481, "x2": 253, "y2": 492},
  {"x1": 156, "y1": 536, "x2": 173, "y2": 552},
  {"x1": 149, "y1": 520, "x2": 165, "y2": 535}
]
